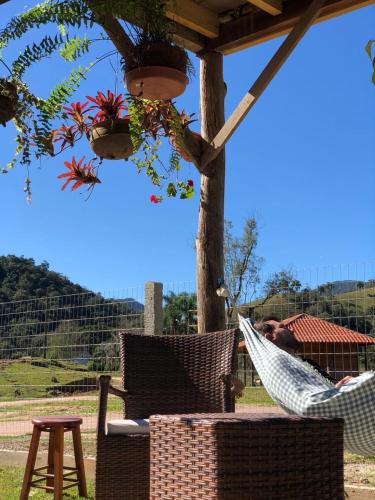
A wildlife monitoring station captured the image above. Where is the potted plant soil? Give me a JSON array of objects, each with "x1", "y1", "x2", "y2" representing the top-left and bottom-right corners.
[
  {"x1": 87, "y1": 91, "x2": 135, "y2": 160},
  {"x1": 0, "y1": 78, "x2": 18, "y2": 126},
  {"x1": 125, "y1": 41, "x2": 190, "y2": 101},
  {"x1": 53, "y1": 91, "x2": 136, "y2": 161}
]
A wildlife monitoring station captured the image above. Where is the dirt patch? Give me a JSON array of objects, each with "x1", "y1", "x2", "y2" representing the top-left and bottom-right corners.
[{"x1": 345, "y1": 463, "x2": 375, "y2": 487}]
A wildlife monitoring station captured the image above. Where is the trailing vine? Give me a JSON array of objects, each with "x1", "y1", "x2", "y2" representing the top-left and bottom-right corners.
[{"x1": 0, "y1": 0, "x2": 196, "y2": 203}]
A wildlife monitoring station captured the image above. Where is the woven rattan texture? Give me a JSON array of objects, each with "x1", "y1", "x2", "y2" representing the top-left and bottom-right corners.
[
  {"x1": 150, "y1": 413, "x2": 344, "y2": 500},
  {"x1": 119, "y1": 329, "x2": 239, "y2": 419},
  {"x1": 96, "y1": 435, "x2": 149, "y2": 500},
  {"x1": 96, "y1": 329, "x2": 239, "y2": 500}
]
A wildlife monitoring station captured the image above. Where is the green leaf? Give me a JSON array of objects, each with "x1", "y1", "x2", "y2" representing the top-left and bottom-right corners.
[
  {"x1": 365, "y1": 40, "x2": 375, "y2": 60},
  {"x1": 167, "y1": 183, "x2": 177, "y2": 197},
  {"x1": 59, "y1": 35, "x2": 89, "y2": 62},
  {"x1": 0, "y1": 1, "x2": 94, "y2": 52},
  {"x1": 58, "y1": 23, "x2": 67, "y2": 36}
]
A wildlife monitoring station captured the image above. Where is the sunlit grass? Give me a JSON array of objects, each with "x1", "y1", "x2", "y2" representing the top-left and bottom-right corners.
[
  {"x1": 237, "y1": 387, "x2": 276, "y2": 406},
  {"x1": 0, "y1": 467, "x2": 94, "y2": 499}
]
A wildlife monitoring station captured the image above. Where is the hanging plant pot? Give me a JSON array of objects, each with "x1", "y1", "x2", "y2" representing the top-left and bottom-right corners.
[
  {"x1": 89, "y1": 117, "x2": 135, "y2": 160},
  {"x1": 170, "y1": 131, "x2": 201, "y2": 162},
  {"x1": 0, "y1": 79, "x2": 18, "y2": 126},
  {"x1": 125, "y1": 42, "x2": 189, "y2": 101}
]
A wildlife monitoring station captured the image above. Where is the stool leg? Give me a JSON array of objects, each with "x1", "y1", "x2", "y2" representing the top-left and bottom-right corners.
[
  {"x1": 72, "y1": 426, "x2": 88, "y2": 497},
  {"x1": 53, "y1": 426, "x2": 64, "y2": 500},
  {"x1": 46, "y1": 430, "x2": 55, "y2": 492},
  {"x1": 20, "y1": 426, "x2": 41, "y2": 500}
]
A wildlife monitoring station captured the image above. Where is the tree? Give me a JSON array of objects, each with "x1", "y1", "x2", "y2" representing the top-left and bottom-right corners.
[
  {"x1": 224, "y1": 218, "x2": 263, "y2": 319},
  {"x1": 163, "y1": 291, "x2": 197, "y2": 334},
  {"x1": 263, "y1": 269, "x2": 302, "y2": 298},
  {"x1": 317, "y1": 282, "x2": 334, "y2": 297}
]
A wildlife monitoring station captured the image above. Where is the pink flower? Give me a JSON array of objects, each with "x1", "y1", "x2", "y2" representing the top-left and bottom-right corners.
[
  {"x1": 187, "y1": 179, "x2": 194, "y2": 187},
  {"x1": 150, "y1": 194, "x2": 162, "y2": 204}
]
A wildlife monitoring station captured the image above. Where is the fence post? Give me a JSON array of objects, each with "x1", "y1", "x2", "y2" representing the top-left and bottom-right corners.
[{"x1": 144, "y1": 281, "x2": 163, "y2": 335}]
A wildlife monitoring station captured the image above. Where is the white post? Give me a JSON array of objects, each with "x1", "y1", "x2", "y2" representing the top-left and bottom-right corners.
[{"x1": 144, "y1": 282, "x2": 163, "y2": 335}]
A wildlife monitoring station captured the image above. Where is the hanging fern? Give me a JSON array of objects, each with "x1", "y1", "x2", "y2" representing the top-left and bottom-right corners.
[
  {"x1": 12, "y1": 34, "x2": 66, "y2": 78},
  {"x1": 0, "y1": 1, "x2": 93, "y2": 52},
  {"x1": 59, "y1": 35, "x2": 90, "y2": 62},
  {"x1": 34, "y1": 64, "x2": 93, "y2": 153}
]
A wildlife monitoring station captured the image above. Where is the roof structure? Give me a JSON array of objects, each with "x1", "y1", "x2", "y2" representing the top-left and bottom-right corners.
[
  {"x1": 164, "y1": 0, "x2": 375, "y2": 54},
  {"x1": 2, "y1": 1, "x2": 372, "y2": 55},
  {"x1": 284, "y1": 313, "x2": 375, "y2": 344},
  {"x1": 239, "y1": 314, "x2": 375, "y2": 351}
]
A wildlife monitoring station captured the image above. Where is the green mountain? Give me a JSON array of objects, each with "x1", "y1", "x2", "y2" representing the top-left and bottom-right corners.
[
  {"x1": 0, "y1": 255, "x2": 140, "y2": 366},
  {"x1": 0, "y1": 255, "x2": 89, "y2": 302}
]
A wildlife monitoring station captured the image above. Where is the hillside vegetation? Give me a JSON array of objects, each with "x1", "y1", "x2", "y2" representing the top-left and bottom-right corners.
[
  {"x1": 241, "y1": 285, "x2": 375, "y2": 336},
  {"x1": 0, "y1": 255, "x2": 140, "y2": 367}
]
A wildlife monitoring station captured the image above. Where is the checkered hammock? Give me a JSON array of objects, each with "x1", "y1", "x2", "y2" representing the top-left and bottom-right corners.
[{"x1": 239, "y1": 315, "x2": 375, "y2": 456}]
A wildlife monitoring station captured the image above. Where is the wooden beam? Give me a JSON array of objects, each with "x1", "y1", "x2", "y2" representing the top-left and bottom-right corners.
[
  {"x1": 201, "y1": 0, "x2": 326, "y2": 169},
  {"x1": 196, "y1": 51, "x2": 226, "y2": 333},
  {"x1": 172, "y1": 24, "x2": 207, "y2": 53},
  {"x1": 166, "y1": 0, "x2": 219, "y2": 39},
  {"x1": 207, "y1": 0, "x2": 375, "y2": 55},
  {"x1": 247, "y1": 0, "x2": 283, "y2": 16}
]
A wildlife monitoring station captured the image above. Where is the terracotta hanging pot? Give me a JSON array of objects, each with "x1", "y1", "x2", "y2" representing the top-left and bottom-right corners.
[
  {"x1": 89, "y1": 117, "x2": 135, "y2": 160},
  {"x1": 0, "y1": 79, "x2": 18, "y2": 126},
  {"x1": 170, "y1": 131, "x2": 201, "y2": 162},
  {"x1": 125, "y1": 42, "x2": 189, "y2": 101}
]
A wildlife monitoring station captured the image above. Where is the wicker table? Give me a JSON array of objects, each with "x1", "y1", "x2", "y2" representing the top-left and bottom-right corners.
[{"x1": 150, "y1": 413, "x2": 344, "y2": 500}]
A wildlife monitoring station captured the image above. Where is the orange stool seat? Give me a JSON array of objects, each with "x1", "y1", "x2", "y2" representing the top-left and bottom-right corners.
[
  {"x1": 20, "y1": 415, "x2": 87, "y2": 500},
  {"x1": 32, "y1": 416, "x2": 83, "y2": 427}
]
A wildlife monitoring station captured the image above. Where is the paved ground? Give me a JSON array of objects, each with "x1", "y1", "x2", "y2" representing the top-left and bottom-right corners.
[
  {"x1": 0, "y1": 394, "x2": 98, "y2": 408},
  {"x1": 0, "y1": 403, "x2": 284, "y2": 436}
]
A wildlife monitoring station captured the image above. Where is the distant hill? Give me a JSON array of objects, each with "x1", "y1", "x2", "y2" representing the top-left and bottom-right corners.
[
  {"x1": 0, "y1": 256, "x2": 145, "y2": 314},
  {"x1": 329, "y1": 280, "x2": 361, "y2": 294},
  {"x1": 118, "y1": 298, "x2": 144, "y2": 313},
  {"x1": 0, "y1": 255, "x2": 143, "y2": 362},
  {"x1": 241, "y1": 285, "x2": 375, "y2": 336},
  {"x1": 0, "y1": 255, "x2": 89, "y2": 302}
]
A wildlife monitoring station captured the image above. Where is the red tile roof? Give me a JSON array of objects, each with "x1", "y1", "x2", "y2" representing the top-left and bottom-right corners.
[
  {"x1": 284, "y1": 314, "x2": 375, "y2": 344},
  {"x1": 238, "y1": 314, "x2": 375, "y2": 351}
]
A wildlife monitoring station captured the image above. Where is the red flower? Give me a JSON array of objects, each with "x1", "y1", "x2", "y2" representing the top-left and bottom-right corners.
[
  {"x1": 52, "y1": 125, "x2": 79, "y2": 151},
  {"x1": 150, "y1": 194, "x2": 162, "y2": 204},
  {"x1": 57, "y1": 156, "x2": 101, "y2": 191},
  {"x1": 187, "y1": 179, "x2": 194, "y2": 187},
  {"x1": 63, "y1": 101, "x2": 89, "y2": 135},
  {"x1": 86, "y1": 90, "x2": 127, "y2": 122}
]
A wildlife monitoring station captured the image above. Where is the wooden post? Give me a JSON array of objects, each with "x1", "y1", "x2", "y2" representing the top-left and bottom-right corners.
[{"x1": 196, "y1": 51, "x2": 226, "y2": 333}]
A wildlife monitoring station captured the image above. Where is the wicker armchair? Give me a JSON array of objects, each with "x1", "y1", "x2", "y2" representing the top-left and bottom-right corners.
[{"x1": 96, "y1": 329, "x2": 239, "y2": 500}]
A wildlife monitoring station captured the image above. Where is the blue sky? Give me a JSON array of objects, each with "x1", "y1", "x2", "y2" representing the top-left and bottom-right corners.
[{"x1": 0, "y1": 2, "x2": 374, "y2": 294}]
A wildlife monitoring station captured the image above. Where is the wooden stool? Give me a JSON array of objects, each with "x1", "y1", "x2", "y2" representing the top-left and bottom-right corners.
[{"x1": 20, "y1": 416, "x2": 87, "y2": 500}]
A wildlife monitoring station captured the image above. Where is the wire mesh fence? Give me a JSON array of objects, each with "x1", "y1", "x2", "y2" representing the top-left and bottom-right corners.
[
  {"x1": 0, "y1": 288, "x2": 145, "y2": 456},
  {"x1": 0, "y1": 263, "x2": 374, "y2": 459}
]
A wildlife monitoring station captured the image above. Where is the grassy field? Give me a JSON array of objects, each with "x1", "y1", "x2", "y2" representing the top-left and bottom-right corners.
[
  {"x1": 0, "y1": 456, "x2": 374, "y2": 498},
  {"x1": 335, "y1": 286, "x2": 375, "y2": 311},
  {"x1": 0, "y1": 467, "x2": 94, "y2": 499},
  {"x1": 0, "y1": 359, "x2": 93, "y2": 400},
  {"x1": 237, "y1": 387, "x2": 276, "y2": 406}
]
